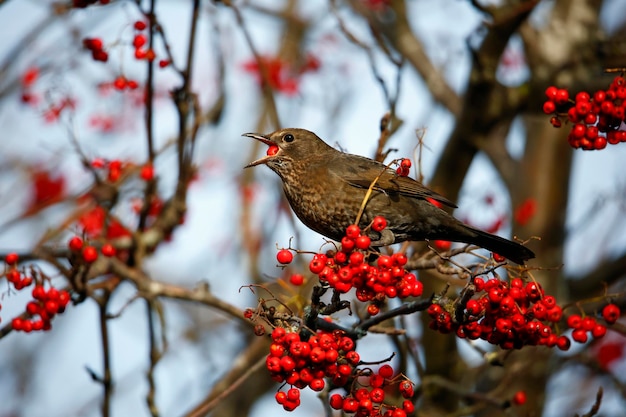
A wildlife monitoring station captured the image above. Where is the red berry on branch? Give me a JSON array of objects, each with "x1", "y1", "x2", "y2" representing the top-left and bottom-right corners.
[
  {"x1": 512, "y1": 390, "x2": 527, "y2": 405},
  {"x1": 68, "y1": 236, "x2": 84, "y2": 251},
  {"x1": 276, "y1": 249, "x2": 293, "y2": 264},
  {"x1": 101, "y1": 243, "x2": 116, "y2": 257},
  {"x1": 371, "y1": 215, "x2": 387, "y2": 232},
  {"x1": 134, "y1": 20, "x2": 147, "y2": 30},
  {"x1": 345, "y1": 224, "x2": 360, "y2": 239},
  {"x1": 602, "y1": 303, "x2": 620, "y2": 324},
  {"x1": 133, "y1": 34, "x2": 147, "y2": 49},
  {"x1": 545, "y1": 86, "x2": 558, "y2": 101},
  {"x1": 82, "y1": 246, "x2": 98, "y2": 263},
  {"x1": 555, "y1": 89, "x2": 569, "y2": 104},
  {"x1": 140, "y1": 164, "x2": 155, "y2": 181},
  {"x1": 289, "y1": 274, "x2": 304, "y2": 286},
  {"x1": 5, "y1": 252, "x2": 18, "y2": 265},
  {"x1": 542, "y1": 101, "x2": 556, "y2": 114}
]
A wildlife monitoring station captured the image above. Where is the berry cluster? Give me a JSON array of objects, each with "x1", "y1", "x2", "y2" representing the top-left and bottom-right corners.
[
  {"x1": 68, "y1": 236, "x2": 117, "y2": 263},
  {"x1": 83, "y1": 37, "x2": 109, "y2": 62},
  {"x1": 91, "y1": 158, "x2": 125, "y2": 182},
  {"x1": 543, "y1": 75, "x2": 626, "y2": 150},
  {"x1": 12, "y1": 285, "x2": 71, "y2": 333},
  {"x1": 4, "y1": 253, "x2": 33, "y2": 290},
  {"x1": 306, "y1": 220, "x2": 423, "y2": 316},
  {"x1": 428, "y1": 277, "x2": 572, "y2": 350},
  {"x1": 328, "y1": 364, "x2": 415, "y2": 417},
  {"x1": 132, "y1": 21, "x2": 156, "y2": 62},
  {"x1": 395, "y1": 159, "x2": 411, "y2": 177},
  {"x1": 267, "y1": 328, "x2": 360, "y2": 411}
]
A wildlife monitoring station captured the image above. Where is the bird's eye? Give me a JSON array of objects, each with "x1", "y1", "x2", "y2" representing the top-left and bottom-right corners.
[{"x1": 284, "y1": 133, "x2": 294, "y2": 143}]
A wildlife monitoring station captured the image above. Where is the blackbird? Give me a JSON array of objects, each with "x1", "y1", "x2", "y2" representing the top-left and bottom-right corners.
[{"x1": 244, "y1": 128, "x2": 534, "y2": 264}]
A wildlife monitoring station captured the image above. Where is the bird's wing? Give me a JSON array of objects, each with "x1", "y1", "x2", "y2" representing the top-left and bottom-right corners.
[{"x1": 334, "y1": 154, "x2": 457, "y2": 208}]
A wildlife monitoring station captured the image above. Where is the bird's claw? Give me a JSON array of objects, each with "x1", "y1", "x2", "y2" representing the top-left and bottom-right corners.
[{"x1": 370, "y1": 229, "x2": 395, "y2": 247}]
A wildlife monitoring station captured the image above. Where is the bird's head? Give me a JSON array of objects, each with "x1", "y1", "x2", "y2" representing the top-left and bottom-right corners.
[{"x1": 243, "y1": 128, "x2": 333, "y2": 175}]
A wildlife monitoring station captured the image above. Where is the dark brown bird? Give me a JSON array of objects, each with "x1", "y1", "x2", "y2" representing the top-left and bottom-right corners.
[{"x1": 244, "y1": 128, "x2": 534, "y2": 264}]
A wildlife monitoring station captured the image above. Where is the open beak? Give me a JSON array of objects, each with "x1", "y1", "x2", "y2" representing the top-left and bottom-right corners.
[{"x1": 243, "y1": 133, "x2": 278, "y2": 168}]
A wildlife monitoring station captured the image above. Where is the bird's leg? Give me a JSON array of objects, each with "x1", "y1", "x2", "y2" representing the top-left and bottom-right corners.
[{"x1": 370, "y1": 228, "x2": 395, "y2": 247}]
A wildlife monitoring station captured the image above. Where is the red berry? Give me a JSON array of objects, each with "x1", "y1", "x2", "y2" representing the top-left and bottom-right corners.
[
  {"x1": 592, "y1": 324, "x2": 607, "y2": 338},
  {"x1": 371, "y1": 216, "x2": 387, "y2": 232},
  {"x1": 602, "y1": 303, "x2": 620, "y2": 324},
  {"x1": 542, "y1": 101, "x2": 556, "y2": 114},
  {"x1": 310, "y1": 378, "x2": 325, "y2": 391},
  {"x1": 492, "y1": 252, "x2": 505, "y2": 262},
  {"x1": 355, "y1": 235, "x2": 371, "y2": 250},
  {"x1": 345, "y1": 224, "x2": 360, "y2": 239},
  {"x1": 266, "y1": 145, "x2": 279, "y2": 156},
  {"x1": 512, "y1": 390, "x2": 527, "y2": 405},
  {"x1": 133, "y1": 34, "x2": 147, "y2": 49},
  {"x1": 101, "y1": 243, "x2": 116, "y2": 257},
  {"x1": 287, "y1": 388, "x2": 300, "y2": 402},
  {"x1": 555, "y1": 89, "x2": 569, "y2": 104},
  {"x1": 5, "y1": 252, "x2": 18, "y2": 265},
  {"x1": 329, "y1": 393, "x2": 344, "y2": 409},
  {"x1": 68, "y1": 236, "x2": 84, "y2": 251},
  {"x1": 594, "y1": 90, "x2": 606, "y2": 102},
  {"x1": 134, "y1": 20, "x2": 147, "y2": 30},
  {"x1": 158, "y1": 59, "x2": 170, "y2": 68},
  {"x1": 276, "y1": 249, "x2": 293, "y2": 264},
  {"x1": 545, "y1": 86, "x2": 558, "y2": 100},
  {"x1": 400, "y1": 158, "x2": 411, "y2": 168},
  {"x1": 571, "y1": 328, "x2": 588, "y2": 343},
  {"x1": 12, "y1": 317, "x2": 24, "y2": 331},
  {"x1": 32, "y1": 285, "x2": 45, "y2": 300},
  {"x1": 378, "y1": 364, "x2": 394, "y2": 378},
  {"x1": 367, "y1": 304, "x2": 379, "y2": 315},
  {"x1": 566, "y1": 314, "x2": 582, "y2": 329},
  {"x1": 113, "y1": 76, "x2": 127, "y2": 90},
  {"x1": 575, "y1": 92, "x2": 590, "y2": 102},
  {"x1": 289, "y1": 274, "x2": 304, "y2": 286},
  {"x1": 581, "y1": 316, "x2": 596, "y2": 331},
  {"x1": 82, "y1": 246, "x2": 98, "y2": 263},
  {"x1": 140, "y1": 164, "x2": 154, "y2": 181},
  {"x1": 556, "y1": 335, "x2": 571, "y2": 351}
]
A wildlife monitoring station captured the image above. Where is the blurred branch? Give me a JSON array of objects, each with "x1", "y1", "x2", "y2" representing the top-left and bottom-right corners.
[
  {"x1": 145, "y1": 298, "x2": 163, "y2": 417},
  {"x1": 107, "y1": 258, "x2": 250, "y2": 327},
  {"x1": 568, "y1": 251, "x2": 626, "y2": 298},
  {"x1": 350, "y1": 0, "x2": 462, "y2": 117},
  {"x1": 226, "y1": 1, "x2": 281, "y2": 129},
  {"x1": 97, "y1": 291, "x2": 113, "y2": 417},
  {"x1": 184, "y1": 336, "x2": 268, "y2": 417}
]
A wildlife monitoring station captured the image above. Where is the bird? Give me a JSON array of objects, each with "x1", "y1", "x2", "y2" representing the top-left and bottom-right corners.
[{"x1": 243, "y1": 128, "x2": 534, "y2": 264}]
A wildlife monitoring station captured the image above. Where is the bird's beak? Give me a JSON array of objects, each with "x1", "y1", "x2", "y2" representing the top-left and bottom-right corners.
[{"x1": 243, "y1": 133, "x2": 279, "y2": 168}]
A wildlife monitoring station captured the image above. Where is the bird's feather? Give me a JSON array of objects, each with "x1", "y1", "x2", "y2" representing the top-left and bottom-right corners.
[{"x1": 332, "y1": 154, "x2": 457, "y2": 208}]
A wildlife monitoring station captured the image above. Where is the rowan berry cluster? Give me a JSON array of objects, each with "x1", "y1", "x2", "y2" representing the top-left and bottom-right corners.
[
  {"x1": 267, "y1": 327, "x2": 360, "y2": 411},
  {"x1": 565, "y1": 303, "x2": 621, "y2": 343},
  {"x1": 12, "y1": 284, "x2": 71, "y2": 333},
  {"x1": 91, "y1": 158, "x2": 125, "y2": 182},
  {"x1": 395, "y1": 159, "x2": 411, "y2": 177},
  {"x1": 83, "y1": 37, "x2": 109, "y2": 62},
  {"x1": 543, "y1": 75, "x2": 626, "y2": 150},
  {"x1": 4, "y1": 253, "x2": 32, "y2": 290},
  {"x1": 306, "y1": 220, "x2": 423, "y2": 316},
  {"x1": 3, "y1": 253, "x2": 71, "y2": 332},
  {"x1": 68, "y1": 236, "x2": 117, "y2": 264},
  {"x1": 428, "y1": 277, "x2": 572, "y2": 350},
  {"x1": 328, "y1": 364, "x2": 415, "y2": 417}
]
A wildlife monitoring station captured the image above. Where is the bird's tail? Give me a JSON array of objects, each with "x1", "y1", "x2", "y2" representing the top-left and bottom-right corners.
[{"x1": 456, "y1": 226, "x2": 535, "y2": 265}]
